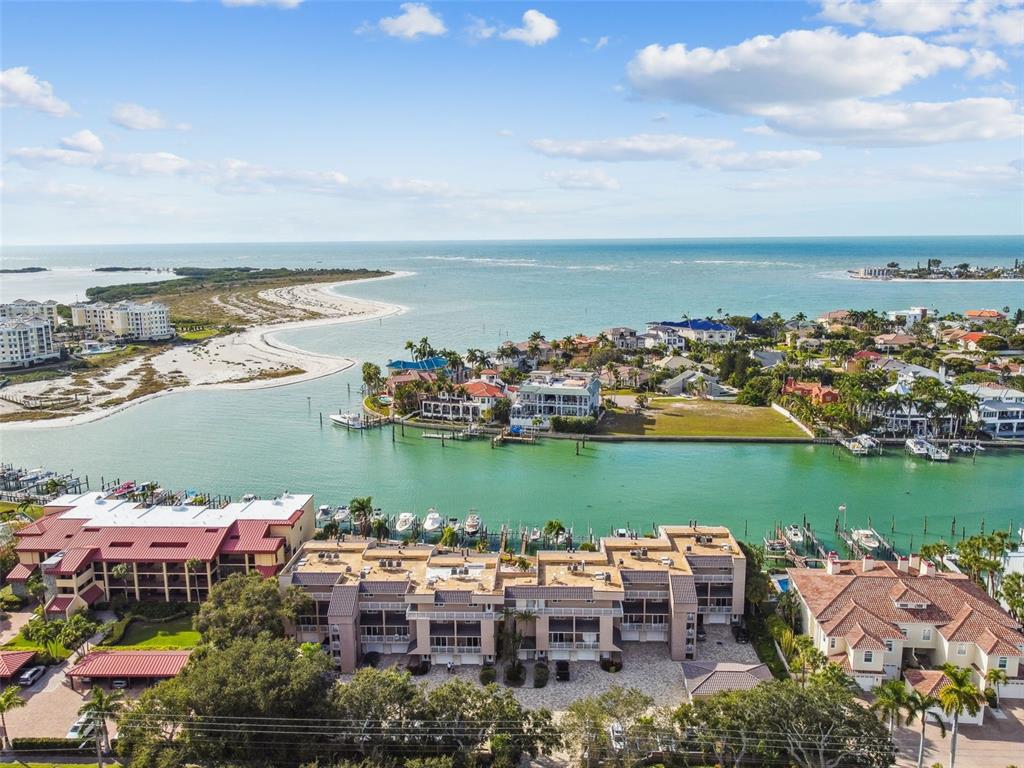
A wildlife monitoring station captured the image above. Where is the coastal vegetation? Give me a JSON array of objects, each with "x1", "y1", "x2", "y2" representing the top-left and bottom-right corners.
[
  {"x1": 600, "y1": 398, "x2": 805, "y2": 438},
  {"x1": 853, "y1": 259, "x2": 1023, "y2": 281},
  {"x1": 0, "y1": 266, "x2": 47, "y2": 274}
]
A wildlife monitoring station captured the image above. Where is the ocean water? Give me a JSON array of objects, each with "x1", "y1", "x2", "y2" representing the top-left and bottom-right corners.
[{"x1": 1, "y1": 237, "x2": 1022, "y2": 549}]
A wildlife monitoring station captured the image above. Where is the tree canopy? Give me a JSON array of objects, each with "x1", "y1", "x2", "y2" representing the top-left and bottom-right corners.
[{"x1": 193, "y1": 572, "x2": 310, "y2": 647}]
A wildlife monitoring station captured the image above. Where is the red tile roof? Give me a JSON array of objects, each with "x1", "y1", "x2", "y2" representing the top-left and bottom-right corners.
[
  {"x1": 218, "y1": 520, "x2": 285, "y2": 555},
  {"x1": 254, "y1": 564, "x2": 280, "y2": 577},
  {"x1": 904, "y1": 669, "x2": 952, "y2": 698},
  {"x1": 80, "y1": 584, "x2": 105, "y2": 605},
  {"x1": 965, "y1": 309, "x2": 1005, "y2": 319},
  {"x1": 0, "y1": 651, "x2": 35, "y2": 679},
  {"x1": 6, "y1": 562, "x2": 37, "y2": 581},
  {"x1": 960, "y1": 331, "x2": 995, "y2": 344},
  {"x1": 67, "y1": 650, "x2": 191, "y2": 679},
  {"x1": 45, "y1": 596, "x2": 74, "y2": 615},
  {"x1": 852, "y1": 350, "x2": 882, "y2": 360},
  {"x1": 462, "y1": 380, "x2": 506, "y2": 399},
  {"x1": 50, "y1": 547, "x2": 98, "y2": 575}
]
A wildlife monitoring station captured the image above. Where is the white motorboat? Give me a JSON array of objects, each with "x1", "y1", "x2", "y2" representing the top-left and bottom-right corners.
[
  {"x1": 613, "y1": 528, "x2": 629, "y2": 538},
  {"x1": 852, "y1": 529, "x2": 881, "y2": 551},
  {"x1": 464, "y1": 513, "x2": 481, "y2": 536},
  {"x1": 784, "y1": 525, "x2": 804, "y2": 544},
  {"x1": 423, "y1": 509, "x2": 443, "y2": 533},
  {"x1": 530, "y1": 527, "x2": 541, "y2": 542},
  {"x1": 317, "y1": 505, "x2": 333, "y2": 523},
  {"x1": 330, "y1": 412, "x2": 365, "y2": 429},
  {"x1": 905, "y1": 438, "x2": 929, "y2": 456},
  {"x1": 334, "y1": 506, "x2": 351, "y2": 523},
  {"x1": 765, "y1": 538, "x2": 787, "y2": 553},
  {"x1": 396, "y1": 512, "x2": 418, "y2": 533}
]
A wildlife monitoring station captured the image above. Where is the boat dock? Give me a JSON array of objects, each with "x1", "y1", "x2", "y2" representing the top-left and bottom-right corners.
[
  {"x1": 905, "y1": 438, "x2": 950, "y2": 461},
  {"x1": 838, "y1": 433, "x2": 883, "y2": 456},
  {"x1": 491, "y1": 427, "x2": 538, "y2": 447}
]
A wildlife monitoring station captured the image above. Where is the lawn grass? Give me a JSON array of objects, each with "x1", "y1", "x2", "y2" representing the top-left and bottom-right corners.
[
  {"x1": 599, "y1": 398, "x2": 806, "y2": 438},
  {"x1": 1, "y1": 635, "x2": 43, "y2": 651},
  {"x1": 177, "y1": 327, "x2": 222, "y2": 341},
  {"x1": 0, "y1": 501, "x2": 44, "y2": 519},
  {"x1": 112, "y1": 615, "x2": 200, "y2": 649}
]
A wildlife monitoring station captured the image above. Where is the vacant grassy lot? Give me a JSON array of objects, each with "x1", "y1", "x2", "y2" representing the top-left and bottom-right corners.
[
  {"x1": 600, "y1": 398, "x2": 806, "y2": 438},
  {"x1": 113, "y1": 615, "x2": 200, "y2": 649},
  {"x1": 0, "y1": 501, "x2": 43, "y2": 520}
]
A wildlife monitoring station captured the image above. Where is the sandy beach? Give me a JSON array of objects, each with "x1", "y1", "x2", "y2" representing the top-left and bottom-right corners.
[{"x1": 0, "y1": 273, "x2": 411, "y2": 430}]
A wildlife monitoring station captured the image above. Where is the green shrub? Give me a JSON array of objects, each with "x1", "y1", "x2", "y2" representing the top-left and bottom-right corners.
[
  {"x1": 479, "y1": 665, "x2": 497, "y2": 685},
  {"x1": 532, "y1": 663, "x2": 549, "y2": 688},
  {"x1": 504, "y1": 662, "x2": 525, "y2": 687},
  {"x1": 549, "y1": 415, "x2": 598, "y2": 434},
  {"x1": 578, "y1": 542, "x2": 597, "y2": 552},
  {"x1": 12, "y1": 736, "x2": 92, "y2": 753},
  {"x1": 599, "y1": 658, "x2": 622, "y2": 673},
  {"x1": 100, "y1": 616, "x2": 133, "y2": 646}
]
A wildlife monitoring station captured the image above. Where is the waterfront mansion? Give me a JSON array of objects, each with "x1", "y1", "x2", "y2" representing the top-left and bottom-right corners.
[
  {"x1": 510, "y1": 370, "x2": 601, "y2": 429},
  {"x1": 279, "y1": 524, "x2": 745, "y2": 673},
  {"x1": 788, "y1": 554, "x2": 1024, "y2": 702},
  {"x1": 6, "y1": 490, "x2": 315, "y2": 617}
]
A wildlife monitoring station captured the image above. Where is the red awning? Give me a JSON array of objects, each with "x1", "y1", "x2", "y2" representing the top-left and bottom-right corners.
[
  {"x1": 79, "y1": 584, "x2": 105, "y2": 605},
  {"x1": 0, "y1": 651, "x2": 35, "y2": 679},
  {"x1": 254, "y1": 564, "x2": 280, "y2": 578},
  {"x1": 45, "y1": 596, "x2": 74, "y2": 616}
]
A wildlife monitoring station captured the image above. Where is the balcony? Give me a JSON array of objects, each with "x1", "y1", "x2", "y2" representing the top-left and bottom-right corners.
[
  {"x1": 407, "y1": 608, "x2": 494, "y2": 620},
  {"x1": 533, "y1": 606, "x2": 622, "y2": 617},
  {"x1": 693, "y1": 574, "x2": 734, "y2": 583},
  {"x1": 548, "y1": 641, "x2": 599, "y2": 650},
  {"x1": 430, "y1": 645, "x2": 481, "y2": 654},
  {"x1": 624, "y1": 590, "x2": 669, "y2": 600},
  {"x1": 360, "y1": 602, "x2": 409, "y2": 611},
  {"x1": 362, "y1": 633, "x2": 410, "y2": 643}
]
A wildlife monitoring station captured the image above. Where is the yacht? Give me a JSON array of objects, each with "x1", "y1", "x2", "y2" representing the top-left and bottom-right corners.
[
  {"x1": 530, "y1": 527, "x2": 542, "y2": 542},
  {"x1": 395, "y1": 512, "x2": 418, "y2": 534},
  {"x1": 423, "y1": 509, "x2": 443, "y2": 534},
  {"x1": 333, "y1": 506, "x2": 351, "y2": 524},
  {"x1": 330, "y1": 413, "x2": 365, "y2": 429},
  {"x1": 784, "y1": 525, "x2": 804, "y2": 544},
  {"x1": 765, "y1": 538, "x2": 787, "y2": 553},
  {"x1": 852, "y1": 529, "x2": 881, "y2": 551},
  {"x1": 464, "y1": 513, "x2": 481, "y2": 536},
  {"x1": 317, "y1": 505, "x2": 333, "y2": 524}
]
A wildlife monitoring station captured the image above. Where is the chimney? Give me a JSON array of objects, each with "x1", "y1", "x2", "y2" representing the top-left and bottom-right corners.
[
  {"x1": 826, "y1": 556, "x2": 841, "y2": 576},
  {"x1": 862, "y1": 555, "x2": 874, "y2": 572},
  {"x1": 896, "y1": 556, "x2": 909, "y2": 573},
  {"x1": 908, "y1": 553, "x2": 921, "y2": 571},
  {"x1": 919, "y1": 560, "x2": 936, "y2": 578}
]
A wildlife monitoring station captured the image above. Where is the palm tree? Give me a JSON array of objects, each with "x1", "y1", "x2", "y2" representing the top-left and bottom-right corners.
[
  {"x1": 904, "y1": 689, "x2": 947, "y2": 768},
  {"x1": 370, "y1": 517, "x2": 389, "y2": 543},
  {"x1": 79, "y1": 685, "x2": 125, "y2": 765},
  {"x1": 0, "y1": 685, "x2": 26, "y2": 749},
  {"x1": 985, "y1": 668, "x2": 1008, "y2": 709},
  {"x1": 871, "y1": 679, "x2": 909, "y2": 734},
  {"x1": 542, "y1": 519, "x2": 565, "y2": 544},
  {"x1": 439, "y1": 526, "x2": 459, "y2": 549},
  {"x1": 404, "y1": 339, "x2": 416, "y2": 359},
  {"x1": 349, "y1": 496, "x2": 374, "y2": 538},
  {"x1": 938, "y1": 663, "x2": 984, "y2": 768}
]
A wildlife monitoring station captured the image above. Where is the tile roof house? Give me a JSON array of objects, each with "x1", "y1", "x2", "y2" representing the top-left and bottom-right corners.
[
  {"x1": 965, "y1": 309, "x2": 1006, "y2": 322},
  {"x1": 782, "y1": 378, "x2": 840, "y2": 405},
  {"x1": 873, "y1": 333, "x2": 916, "y2": 352},
  {"x1": 904, "y1": 669, "x2": 985, "y2": 725},
  {"x1": 788, "y1": 555, "x2": 1024, "y2": 695},
  {"x1": 7, "y1": 491, "x2": 315, "y2": 618},
  {"x1": 682, "y1": 661, "x2": 773, "y2": 699},
  {"x1": 958, "y1": 331, "x2": 1003, "y2": 351}
]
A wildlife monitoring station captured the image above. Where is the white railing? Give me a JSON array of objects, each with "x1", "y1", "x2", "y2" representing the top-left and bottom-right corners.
[
  {"x1": 406, "y1": 609, "x2": 494, "y2": 620},
  {"x1": 693, "y1": 574, "x2": 733, "y2": 583},
  {"x1": 619, "y1": 622, "x2": 668, "y2": 631},
  {"x1": 624, "y1": 590, "x2": 669, "y2": 600},
  {"x1": 430, "y1": 646, "x2": 481, "y2": 654},
  {"x1": 548, "y1": 641, "x2": 599, "y2": 650},
  {"x1": 534, "y1": 606, "x2": 622, "y2": 617},
  {"x1": 359, "y1": 602, "x2": 409, "y2": 611},
  {"x1": 361, "y1": 633, "x2": 409, "y2": 642}
]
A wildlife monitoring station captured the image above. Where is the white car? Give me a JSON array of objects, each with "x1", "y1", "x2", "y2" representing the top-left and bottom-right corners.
[
  {"x1": 16, "y1": 665, "x2": 45, "y2": 687},
  {"x1": 66, "y1": 715, "x2": 97, "y2": 741}
]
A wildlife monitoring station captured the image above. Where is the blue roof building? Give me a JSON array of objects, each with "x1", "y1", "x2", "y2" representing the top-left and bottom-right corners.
[
  {"x1": 650, "y1": 319, "x2": 737, "y2": 332},
  {"x1": 385, "y1": 355, "x2": 450, "y2": 372}
]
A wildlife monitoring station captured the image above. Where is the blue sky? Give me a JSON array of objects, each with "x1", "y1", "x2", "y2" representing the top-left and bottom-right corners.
[{"x1": 1, "y1": 0, "x2": 1022, "y2": 244}]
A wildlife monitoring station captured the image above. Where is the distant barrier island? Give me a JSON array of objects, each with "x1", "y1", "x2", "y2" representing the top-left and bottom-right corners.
[{"x1": 850, "y1": 258, "x2": 1023, "y2": 281}]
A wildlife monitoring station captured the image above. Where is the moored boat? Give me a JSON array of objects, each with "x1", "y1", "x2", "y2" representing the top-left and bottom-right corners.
[
  {"x1": 423, "y1": 509, "x2": 443, "y2": 533},
  {"x1": 851, "y1": 529, "x2": 880, "y2": 551},
  {"x1": 464, "y1": 513, "x2": 481, "y2": 536},
  {"x1": 396, "y1": 512, "x2": 418, "y2": 533},
  {"x1": 784, "y1": 525, "x2": 804, "y2": 544},
  {"x1": 330, "y1": 413, "x2": 365, "y2": 429}
]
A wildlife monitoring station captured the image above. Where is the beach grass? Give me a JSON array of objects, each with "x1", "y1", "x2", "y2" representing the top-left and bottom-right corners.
[
  {"x1": 600, "y1": 398, "x2": 806, "y2": 438},
  {"x1": 111, "y1": 615, "x2": 200, "y2": 649},
  {"x1": 177, "y1": 327, "x2": 223, "y2": 341}
]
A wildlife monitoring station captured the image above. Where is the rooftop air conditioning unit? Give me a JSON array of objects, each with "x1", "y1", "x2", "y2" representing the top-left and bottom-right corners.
[
  {"x1": 451, "y1": 567, "x2": 459, "y2": 575},
  {"x1": 461, "y1": 567, "x2": 470, "y2": 575},
  {"x1": 685, "y1": 545, "x2": 692, "y2": 552},
  {"x1": 640, "y1": 547, "x2": 648, "y2": 557}
]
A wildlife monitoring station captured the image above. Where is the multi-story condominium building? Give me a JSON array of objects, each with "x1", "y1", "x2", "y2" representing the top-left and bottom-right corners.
[
  {"x1": 70, "y1": 301, "x2": 174, "y2": 341},
  {"x1": 602, "y1": 327, "x2": 640, "y2": 351},
  {"x1": 0, "y1": 317, "x2": 61, "y2": 369},
  {"x1": 510, "y1": 370, "x2": 600, "y2": 429},
  {"x1": 650, "y1": 319, "x2": 737, "y2": 345},
  {"x1": 0, "y1": 299, "x2": 61, "y2": 328},
  {"x1": 279, "y1": 524, "x2": 745, "y2": 673},
  {"x1": 787, "y1": 554, "x2": 1024, "y2": 702},
  {"x1": 6, "y1": 490, "x2": 315, "y2": 618}
]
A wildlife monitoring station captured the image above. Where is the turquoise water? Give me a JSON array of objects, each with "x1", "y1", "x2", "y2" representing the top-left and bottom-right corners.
[{"x1": 2, "y1": 238, "x2": 1022, "y2": 549}]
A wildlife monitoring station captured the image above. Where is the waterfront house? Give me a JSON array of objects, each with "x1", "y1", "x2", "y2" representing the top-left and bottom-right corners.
[
  {"x1": 650, "y1": 319, "x2": 737, "y2": 346},
  {"x1": 885, "y1": 307, "x2": 929, "y2": 330},
  {"x1": 643, "y1": 324, "x2": 688, "y2": 351},
  {"x1": 6, "y1": 491, "x2": 315, "y2": 617},
  {"x1": 873, "y1": 333, "x2": 916, "y2": 353},
  {"x1": 279, "y1": 523, "x2": 746, "y2": 672},
  {"x1": 419, "y1": 377, "x2": 509, "y2": 422},
  {"x1": 386, "y1": 355, "x2": 453, "y2": 376},
  {"x1": 866, "y1": 373, "x2": 953, "y2": 436},
  {"x1": 959, "y1": 382, "x2": 1024, "y2": 439},
  {"x1": 385, "y1": 370, "x2": 438, "y2": 396},
  {"x1": 851, "y1": 266, "x2": 895, "y2": 279},
  {"x1": 782, "y1": 377, "x2": 840, "y2": 405},
  {"x1": 788, "y1": 554, "x2": 1024, "y2": 697},
  {"x1": 598, "y1": 365, "x2": 651, "y2": 390},
  {"x1": 602, "y1": 327, "x2": 640, "y2": 351},
  {"x1": 965, "y1": 309, "x2": 1006, "y2": 323},
  {"x1": 0, "y1": 317, "x2": 61, "y2": 369},
  {"x1": 815, "y1": 309, "x2": 853, "y2": 327},
  {"x1": 70, "y1": 301, "x2": 174, "y2": 341},
  {"x1": 0, "y1": 299, "x2": 61, "y2": 328},
  {"x1": 510, "y1": 370, "x2": 600, "y2": 429}
]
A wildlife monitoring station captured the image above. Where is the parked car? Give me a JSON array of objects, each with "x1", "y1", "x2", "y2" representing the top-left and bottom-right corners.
[
  {"x1": 555, "y1": 660, "x2": 570, "y2": 681},
  {"x1": 732, "y1": 622, "x2": 749, "y2": 643},
  {"x1": 695, "y1": 628, "x2": 707, "y2": 642},
  {"x1": 608, "y1": 723, "x2": 625, "y2": 752},
  {"x1": 17, "y1": 665, "x2": 45, "y2": 687},
  {"x1": 112, "y1": 678, "x2": 130, "y2": 689},
  {"x1": 66, "y1": 715, "x2": 97, "y2": 741}
]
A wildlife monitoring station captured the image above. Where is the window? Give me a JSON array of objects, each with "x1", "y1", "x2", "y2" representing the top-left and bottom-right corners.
[
  {"x1": 957, "y1": 644, "x2": 967, "y2": 656},
  {"x1": 829, "y1": 638, "x2": 837, "y2": 650},
  {"x1": 898, "y1": 627, "x2": 907, "y2": 638},
  {"x1": 998, "y1": 657, "x2": 1008, "y2": 670},
  {"x1": 884, "y1": 640, "x2": 894, "y2": 652},
  {"x1": 922, "y1": 628, "x2": 932, "y2": 641},
  {"x1": 864, "y1": 651, "x2": 873, "y2": 663}
]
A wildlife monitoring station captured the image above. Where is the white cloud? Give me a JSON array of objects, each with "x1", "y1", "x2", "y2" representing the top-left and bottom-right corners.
[
  {"x1": 59, "y1": 129, "x2": 104, "y2": 154},
  {"x1": 111, "y1": 103, "x2": 170, "y2": 131},
  {"x1": 377, "y1": 3, "x2": 446, "y2": 39},
  {"x1": 967, "y1": 48, "x2": 1006, "y2": 77},
  {"x1": 466, "y1": 16, "x2": 496, "y2": 41},
  {"x1": 530, "y1": 133, "x2": 732, "y2": 161},
  {"x1": 543, "y1": 168, "x2": 621, "y2": 190},
  {"x1": 216, "y1": 159, "x2": 349, "y2": 194},
  {"x1": 743, "y1": 125, "x2": 776, "y2": 136},
  {"x1": 652, "y1": 112, "x2": 670, "y2": 123},
  {"x1": 103, "y1": 152, "x2": 192, "y2": 176},
  {"x1": 222, "y1": 0, "x2": 303, "y2": 8},
  {"x1": 500, "y1": 10, "x2": 559, "y2": 46},
  {"x1": 8, "y1": 147, "x2": 100, "y2": 168},
  {"x1": 0, "y1": 66, "x2": 72, "y2": 117},
  {"x1": 820, "y1": 1, "x2": 1024, "y2": 46},
  {"x1": 903, "y1": 160, "x2": 1024, "y2": 189},
  {"x1": 694, "y1": 149, "x2": 823, "y2": 171},
  {"x1": 497, "y1": 129, "x2": 514, "y2": 137},
  {"x1": 765, "y1": 97, "x2": 1023, "y2": 146},
  {"x1": 593, "y1": 35, "x2": 609, "y2": 50},
  {"x1": 627, "y1": 28, "x2": 983, "y2": 113}
]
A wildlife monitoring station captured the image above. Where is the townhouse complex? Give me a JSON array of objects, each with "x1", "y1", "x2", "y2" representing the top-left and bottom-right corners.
[
  {"x1": 280, "y1": 524, "x2": 745, "y2": 673},
  {"x1": 788, "y1": 554, "x2": 1024, "y2": 701},
  {"x1": 0, "y1": 317, "x2": 61, "y2": 369},
  {"x1": 70, "y1": 300, "x2": 174, "y2": 341},
  {"x1": 6, "y1": 491, "x2": 315, "y2": 618}
]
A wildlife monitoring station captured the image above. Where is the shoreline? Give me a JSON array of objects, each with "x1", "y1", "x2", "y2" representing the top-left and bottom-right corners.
[{"x1": 0, "y1": 272, "x2": 413, "y2": 431}]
